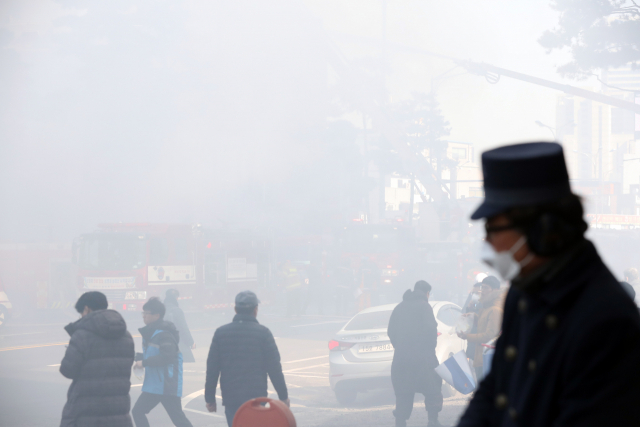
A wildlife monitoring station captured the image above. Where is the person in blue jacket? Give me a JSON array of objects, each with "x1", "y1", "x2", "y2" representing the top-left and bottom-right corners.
[{"x1": 132, "y1": 297, "x2": 192, "y2": 427}]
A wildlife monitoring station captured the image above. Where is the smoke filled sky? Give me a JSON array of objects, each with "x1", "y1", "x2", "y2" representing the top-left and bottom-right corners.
[{"x1": 0, "y1": 1, "x2": 588, "y2": 242}]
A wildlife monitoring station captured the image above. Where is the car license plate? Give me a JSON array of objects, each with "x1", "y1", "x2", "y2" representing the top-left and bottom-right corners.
[{"x1": 358, "y1": 342, "x2": 394, "y2": 353}]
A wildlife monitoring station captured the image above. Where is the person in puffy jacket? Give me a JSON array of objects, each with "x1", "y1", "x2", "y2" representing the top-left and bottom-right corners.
[
  {"x1": 59, "y1": 291, "x2": 135, "y2": 427},
  {"x1": 132, "y1": 297, "x2": 192, "y2": 427}
]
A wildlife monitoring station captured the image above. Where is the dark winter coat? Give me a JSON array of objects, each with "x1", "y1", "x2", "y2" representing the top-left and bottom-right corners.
[
  {"x1": 387, "y1": 289, "x2": 439, "y2": 392},
  {"x1": 60, "y1": 309, "x2": 135, "y2": 427},
  {"x1": 164, "y1": 302, "x2": 195, "y2": 363},
  {"x1": 139, "y1": 319, "x2": 183, "y2": 397},
  {"x1": 458, "y1": 240, "x2": 640, "y2": 427},
  {"x1": 205, "y1": 313, "x2": 288, "y2": 406}
]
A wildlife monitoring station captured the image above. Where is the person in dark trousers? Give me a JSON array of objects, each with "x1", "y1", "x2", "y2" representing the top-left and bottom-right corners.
[
  {"x1": 388, "y1": 281, "x2": 443, "y2": 427},
  {"x1": 164, "y1": 289, "x2": 195, "y2": 363},
  {"x1": 205, "y1": 291, "x2": 289, "y2": 427},
  {"x1": 60, "y1": 291, "x2": 135, "y2": 427},
  {"x1": 457, "y1": 142, "x2": 640, "y2": 427},
  {"x1": 132, "y1": 298, "x2": 192, "y2": 427}
]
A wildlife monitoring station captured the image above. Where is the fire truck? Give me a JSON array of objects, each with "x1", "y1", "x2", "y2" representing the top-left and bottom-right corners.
[{"x1": 74, "y1": 224, "x2": 272, "y2": 313}]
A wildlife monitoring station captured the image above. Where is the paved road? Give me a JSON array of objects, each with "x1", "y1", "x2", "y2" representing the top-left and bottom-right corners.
[{"x1": 0, "y1": 310, "x2": 469, "y2": 427}]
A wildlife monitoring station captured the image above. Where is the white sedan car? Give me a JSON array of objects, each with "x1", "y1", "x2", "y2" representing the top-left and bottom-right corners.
[{"x1": 329, "y1": 301, "x2": 465, "y2": 405}]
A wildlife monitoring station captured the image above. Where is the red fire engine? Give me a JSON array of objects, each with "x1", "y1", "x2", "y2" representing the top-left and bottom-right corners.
[{"x1": 74, "y1": 224, "x2": 272, "y2": 313}]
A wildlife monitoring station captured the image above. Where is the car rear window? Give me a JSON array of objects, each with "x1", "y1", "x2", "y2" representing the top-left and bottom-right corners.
[{"x1": 344, "y1": 310, "x2": 393, "y2": 331}]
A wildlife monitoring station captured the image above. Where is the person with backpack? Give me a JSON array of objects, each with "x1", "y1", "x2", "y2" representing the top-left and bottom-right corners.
[{"x1": 131, "y1": 297, "x2": 192, "y2": 427}]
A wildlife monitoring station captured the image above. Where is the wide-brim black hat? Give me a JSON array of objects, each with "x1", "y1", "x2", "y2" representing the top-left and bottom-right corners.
[{"x1": 471, "y1": 142, "x2": 571, "y2": 220}]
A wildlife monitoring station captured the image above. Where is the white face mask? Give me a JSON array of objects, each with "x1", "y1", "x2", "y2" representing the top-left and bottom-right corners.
[{"x1": 481, "y1": 236, "x2": 534, "y2": 281}]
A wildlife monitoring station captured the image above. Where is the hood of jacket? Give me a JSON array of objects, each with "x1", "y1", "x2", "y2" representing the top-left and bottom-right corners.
[
  {"x1": 64, "y1": 309, "x2": 128, "y2": 339},
  {"x1": 138, "y1": 318, "x2": 179, "y2": 343}
]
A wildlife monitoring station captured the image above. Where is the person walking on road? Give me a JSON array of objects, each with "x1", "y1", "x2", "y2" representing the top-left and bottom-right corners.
[
  {"x1": 59, "y1": 291, "x2": 135, "y2": 427},
  {"x1": 388, "y1": 281, "x2": 443, "y2": 427},
  {"x1": 164, "y1": 289, "x2": 196, "y2": 363},
  {"x1": 205, "y1": 291, "x2": 289, "y2": 427},
  {"x1": 457, "y1": 142, "x2": 640, "y2": 427},
  {"x1": 457, "y1": 276, "x2": 503, "y2": 382},
  {"x1": 132, "y1": 298, "x2": 192, "y2": 427}
]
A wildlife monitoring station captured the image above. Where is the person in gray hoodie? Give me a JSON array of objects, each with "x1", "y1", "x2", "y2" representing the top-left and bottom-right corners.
[{"x1": 60, "y1": 291, "x2": 135, "y2": 427}]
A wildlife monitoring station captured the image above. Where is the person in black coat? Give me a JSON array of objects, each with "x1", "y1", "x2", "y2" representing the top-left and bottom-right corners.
[
  {"x1": 458, "y1": 142, "x2": 640, "y2": 427},
  {"x1": 205, "y1": 291, "x2": 289, "y2": 427},
  {"x1": 388, "y1": 281, "x2": 443, "y2": 427},
  {"x1": 59, "y1": 291, "x2": 135, "y2": 427},
  {"x1": 164, "y1": 289, "x2": 195, "y2": 363}
]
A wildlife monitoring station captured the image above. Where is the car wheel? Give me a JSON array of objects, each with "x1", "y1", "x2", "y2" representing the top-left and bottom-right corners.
[
  {"x1": 335, "y1": 385, "x2": 357, "y2": 406},
  {"x1": 0, "y1": 305, "x2": 7, "y2": 329}
]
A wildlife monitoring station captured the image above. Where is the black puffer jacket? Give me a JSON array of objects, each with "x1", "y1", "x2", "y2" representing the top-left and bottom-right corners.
[
  {"x1": 205, "y1": 314, "x2": 288, "y2": 405},
  {"x1": 60, "y1": 309, "x2": 135, "y2": 427},
  {"x1": 388, "y1": 289, "x2": 439, "y2": 390}
]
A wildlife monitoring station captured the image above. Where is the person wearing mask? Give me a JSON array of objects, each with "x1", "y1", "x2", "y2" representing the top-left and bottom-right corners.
[
  {"x1": 457, "y1": 142, "x2": 640, "y2": 427},
  {"x1": 457, "y1": 276, "x2": 503, "y2": 382},
  {"x1": 59, "y1": 291, "x2": 135, "y2": 427},
  {"x1": 462, "y1": 282, "x2": 483, "y2": 315},
  {"x1": 164, "y1": 289, "x2": 195, "y2": 363},
  {"x1": 132, "y1": 298, "x2": 192, "y2": 427},
  {"x1": 387, "y1": 281, "x2": 443, "y2": 427},
  {"x1": 205, "y1": 291, "x2": 289, "y2": 427}
]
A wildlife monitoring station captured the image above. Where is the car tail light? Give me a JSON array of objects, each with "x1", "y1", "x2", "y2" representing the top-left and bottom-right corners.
[{"x1": 328, "y1": 340, "x2": 355, "y2": 351}]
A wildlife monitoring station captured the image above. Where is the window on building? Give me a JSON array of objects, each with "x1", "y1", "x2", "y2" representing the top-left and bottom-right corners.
[
  {"x1": 469, "y1": 187, "x2": 484, "y2": 198},
  {"x1": 451, "y1": 147, "x2": 467, "y2": 160},
  {"x1": 611, "y1": 107, "x2": 635, "y2": 134}
]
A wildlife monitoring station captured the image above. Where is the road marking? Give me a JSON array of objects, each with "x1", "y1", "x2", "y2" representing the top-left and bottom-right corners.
[
  {"x1": 47, "y1": 364, "x2": 61, "y2": 367},
  {"x1": 290, "y1": 320, "x2": 346, "y2": 328},
  {"x1": 283, "y1": 363, "x2": 328, "y2": 373},
  {"x1": 183, "y1": 408, "x2": 224, "y2": 418},
  {"x1": 283, "y1": 355, "x2": 328, "y2": 364},
  {"x1": 0, "y1": 331, "x2": 47, "y2": 337},
  {"x1": 181, "y1": 389, "x2": 205, "y2": 408},
  {"x1": 284, "y1": 374, "x2": 328, "y2": 378},
  {"x1": 131, "y1": 384, "x2": 142, "y2": 387},
  {"x1": 0, "y1": 342, "x2": 67, "y2": 352}
]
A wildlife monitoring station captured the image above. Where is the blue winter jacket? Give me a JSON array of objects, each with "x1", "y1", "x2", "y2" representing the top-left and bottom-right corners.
[{"x1": 139, "y1": 319, "x2": 183, "y2": 397}]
